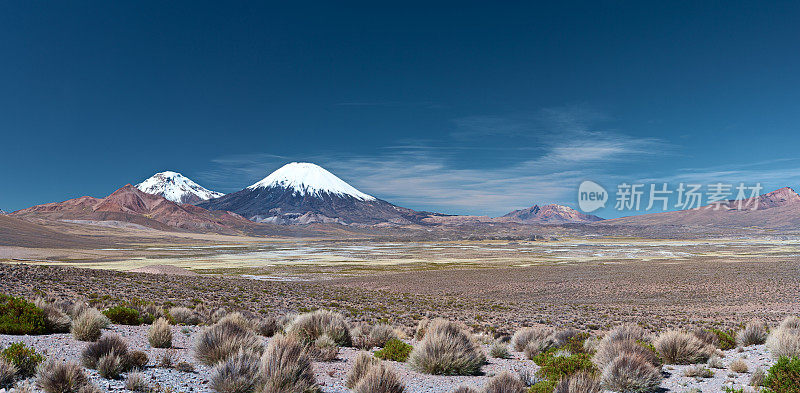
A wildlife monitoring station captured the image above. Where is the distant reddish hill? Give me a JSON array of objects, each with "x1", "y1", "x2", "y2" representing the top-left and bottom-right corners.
[
  {"x1": 12, "y1": 184, "x2": 259, "y2": 235},
  {"x1": 602, "y1": 187, "x2": 800, "y2": 229},
  {"x1": 502, "y1": 204, "x2": 603, "y2": 224}
]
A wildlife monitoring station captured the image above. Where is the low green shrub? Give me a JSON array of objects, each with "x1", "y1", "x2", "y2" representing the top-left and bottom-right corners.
[
  {"x1": 708, "y1": 328, "x2": 737, "y2": 350},
  {"x1": 0, "y1": 295, "x2": 49, "y2": 335},
  {"x1": 102, "y1": 306, "x2": 142, "y2": 325},
  {"x1": 374, "y1": 339, "x2": 412, "y2": 362},
  {"x1": 528, "y1": 380, "x2": 556, "y2": 393},
  {"x1": 1, "y1": 342, "x2": 45, "y2": 378},
  {"x1": 765, "y1": 356, "x2": 800, "y2": 393},
  {"x1": 533, "y1": 350, "x2": 596, "y2": 382}
]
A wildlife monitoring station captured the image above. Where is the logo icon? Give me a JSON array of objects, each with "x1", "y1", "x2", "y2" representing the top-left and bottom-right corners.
[{"x1": 578, "y1": 180, "x2": 607, "y2": 212}]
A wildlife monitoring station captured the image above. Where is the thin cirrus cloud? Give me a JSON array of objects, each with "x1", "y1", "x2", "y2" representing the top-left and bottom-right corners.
[{"x1": 201, "y1": 131, "x2": 665, "y2": 217}]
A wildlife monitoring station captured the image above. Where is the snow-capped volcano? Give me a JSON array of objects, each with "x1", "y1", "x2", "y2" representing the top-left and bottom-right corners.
[
  {"x1": 136, "y1": 171, "x2": 224, "y2": 205},
  {"x1": 198, "y1": 162, "x2": 428, "y2": 225},
  {"x1": 247, "y1": 162, "x2": 375, "y2": 201}
]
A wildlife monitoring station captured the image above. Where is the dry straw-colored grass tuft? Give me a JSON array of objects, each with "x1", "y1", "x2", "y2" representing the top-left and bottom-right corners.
[
  {"x1": 285, "y1": 309, "x2": 351, "y2": 347},
  {"x1": 408, "y1": 318, "x2": 485, "y2": 375},
  {"x1": 195, "y1": 316, "x2": 263, "y2": 366},
  {"x1": 258, "y1": 334, "x2": 318, "y2": 393},
  {"x1": 553, "y1": 371, "x2": 602, "y2": 393},
  {"x1": 209, "y1": 349, "x2": 262, "y2": 393},
  {"x1": 352, "y1": 363, "x2": 405, "y2": 393},
  {"x1": 36, "y1": 361, "x2": 90, "y2": 393},
  {"x1": 737, "y1": 319, "x2": 768, "y2": 347},
  {"x1": 482, "y1": 371, "x2": 526, "y2": 393},
  {"x1": 600, "y1": 354, "x2": 662, "y2": 393},
  {"x1": 148, "y1": 317, "x2": 173, "y2": 348},
  {"x1": 653, "y1": 330, "x2": 715, "y2": 365}
]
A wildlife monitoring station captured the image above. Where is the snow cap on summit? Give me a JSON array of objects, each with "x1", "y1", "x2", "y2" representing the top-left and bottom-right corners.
[{"x1": 247, "y1": 162, "x2": 375, "y2": 201}]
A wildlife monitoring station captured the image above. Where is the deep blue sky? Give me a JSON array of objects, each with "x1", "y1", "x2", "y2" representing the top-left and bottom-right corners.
[{"x1": 2, "y1": 1, "x2": 800, "y2": 217}]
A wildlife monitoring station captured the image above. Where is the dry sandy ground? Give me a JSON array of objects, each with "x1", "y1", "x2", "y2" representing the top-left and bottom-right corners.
[{"x1": 0, "y1": 324, "x2": 776, "y2": 393}]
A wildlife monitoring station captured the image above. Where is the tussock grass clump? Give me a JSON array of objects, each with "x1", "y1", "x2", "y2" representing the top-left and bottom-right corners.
[
  {"x1": 375, "y1": 339, "x2": 413, "y2": 362},
  {"x1": 347, "y1": 352, "x2": 380, "y2": 389},
  {"x1": 97, "y1": 353, "x2": 124, "y2": 379},
  {"x1": 683, "y1": 365, "x2": 713, "y2": 378},
  {"x1": 512, "y1": 326, "x2": 554, "y2": 352},
  {"x1": 414, "y1": 318, "x2": 430, "y2": 340},
  {"x1": 604, "y1": 324, "x2": 649, "y2": 343},
  {"x1": 2, "y1": 342, "x2": 45, "y2": 378},
  {"x1": 34, "y1": 298, "x2": 72, "y2": 333},
  {"x1": 600, "y1": 354, "x2": 662, "y2": 393},
  {"x1": 170, "y1": 307, "x2": 200, "y2": 325},
  {"x1": 71, "y1": 308, "x2": 109, "y2": 342},
  {"x1": 127, "y1": 350, "x2": 149, "y2": 370},
  {"x1": 0, "y1": 295, "x2": 49, "y2": 335},
  {"x1": 750, "y1": 366, "x2": 766, "y2": 386},
  {"x1": 256, "y1": 316, "x2": 280, "y2": 337},
  {"x1": 258, "y1": 334, "x2": 319, "y2": 393},
  {"x1": 553, "y1": 371, "x2": 602, "y2": 393},
  {"x1": 593, "y1": 339, "x2": 659, "y2": 370},
  {"x1": 148, "y1": 317, "x2": 173, "y2": 348},
  {"x1": 489, "y1": 342, "x2": 510, "y2": 359},
  {"x1": 653, "y1": 330, "x2": 714, "y2": 365},
  {"x1": 0, "y1": 358, "x2": 17, "y2": 388},
  {"x1": 408, "y1": 318, "x2": 486, "y2": 375},
  {"x1": 124, "y1": 372, "x2": 150, "y2": 392},
  {"x1": 81, "y1": 333, "x2": 128, "y2": 369},
  {"x1": 36, "y1": 361, "x2": 90, "y2": 393},
  {"x1": 195, "y1": 317, "x2": 263, "y2": 366},
  {"x1": 692, "y1": 329, "x2": 720, "y2": 348},
  {"x1": 482, "y1": 371, "x2": 525, "y2": 393},
  {"x1": 737, "y1": 319, "x2": 768, "y2": 347},
  {"x1": 766, "y1": 316, "x2": 800, "y2": 359},
  {"x1": 450, "y1": 387, "x2": 478, "y2": 393},
  {"x1": 285, "y1": 310, "x2": 351, "y2": 347},
  {"x1": 352, "y1": 363, "x2": 405, "y2": 393},
  {"x1": 707, "y1": 354, "x2": 724, "y2": 369},
  {"x1": 730, "y1": 358, "x2": 748, "y2": 373},
  {"x1": 309, "y1": 335, "x2": 339, "y2": 362},
  {"x1": 369, "y1": 324, "x2": 400, "y2": 348},
  {"x1": 176, "y1": 361, "x2": 195, "y2": 373},
  {"x1": 209, "y1": 349, "x2": 261, "y2": 393}
]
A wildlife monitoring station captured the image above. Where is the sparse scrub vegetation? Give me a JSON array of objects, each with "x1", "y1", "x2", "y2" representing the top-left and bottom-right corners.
[
  {"x1": 408, "y1": 318, "x2": 486, "y2": 375},
  {"x1": 148, "y1": 317, "x2": 173, "y2": 348},
  {"x1": 729, "y1": 357, "x2": 748, "y2": 373},
  {"x1": 34, "y1": 298, "x2": 72, "y2": 333},
  {"x1": 309, "y1": 334, "x2": 339, "y2": 361},
  {"x1": 127, "y1": 350, "x2": 149, "y2": 369}
]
